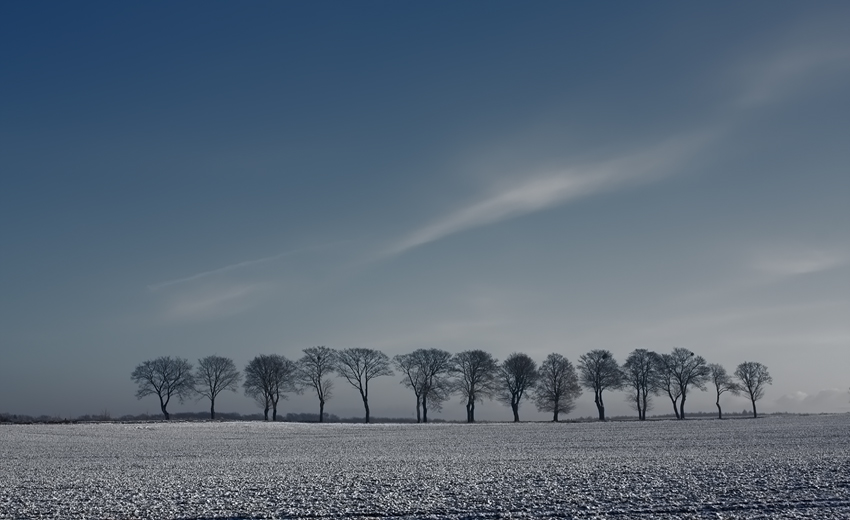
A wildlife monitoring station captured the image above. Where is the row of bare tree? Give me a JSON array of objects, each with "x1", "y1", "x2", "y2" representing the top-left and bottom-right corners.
[
  {"x1": 130, "y1": 347, "x2": 772, "y2": 422},
  {"x1": 583, "y1": 348, "x2": 772, "y2": 421}
]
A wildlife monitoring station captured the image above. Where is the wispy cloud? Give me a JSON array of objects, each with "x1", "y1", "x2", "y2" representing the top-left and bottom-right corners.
[
  {"x1": 737, "y1": 44, "x2": 850, "y2": 107},
  {"x1": 383, "y1": 135, "x2": 709, "y2": 256},
  {"x1": 163, "y1": 283, "x2": 267, "y2": 321},
  {"x1": 751, "y1": 247, "x2": 846, "y2": 278},
  {"x1": 148, "y1": 241, "x2": 349, "y2": 291}
]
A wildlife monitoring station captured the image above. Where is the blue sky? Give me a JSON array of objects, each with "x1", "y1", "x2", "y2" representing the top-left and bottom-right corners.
[{"x1": 2, "y1": 2, "x2": 849, "y2": 420}]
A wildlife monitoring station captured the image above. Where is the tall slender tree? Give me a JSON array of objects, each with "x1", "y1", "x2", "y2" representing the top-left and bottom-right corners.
[
  {"x1": 533, "y1": 353, "x2": 582, "y2": 422},
  {"x1": 195, "y1": 355, "x2": 241, "y2": 420},
  {"x1": 578, "y1": 350, "x2": 622, "y2": 421},
  {"x1": 621, "y1": 349, "x2": 658, "y2": 421},
  {"x1": 735, "y1": 361, "x2": 773, "y2": 418},
  {"x1": 709, "y1": 363, "x2": 740, "y2": 419},
  {"x1": 452, "y1": 350, "x2": 499, "y2": 423},
  {"x1": 131, "y1": 356, "x2": 195, "y2": 420},
  {"x1": 297, "y1": 346, "x2": 337, "y2": 422},
  {"x1": 336, "y1": 348, "x2": 393, "y2": 423},
  {"x1": 497, "y1": 353, "x2": 539, "y2": 422}
]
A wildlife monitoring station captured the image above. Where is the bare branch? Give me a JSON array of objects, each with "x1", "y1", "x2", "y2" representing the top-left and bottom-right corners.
[
  {"x1": 735, "y1": 361, "x2": 773, "y2": 418},
  {"x1": 622, "y1": 349, "x2": 658, "y2": 421},
  {"x1": 656, "y1": 348, "x2": 710, "y2": 420},
  {"x1": 297, "y1": 346, "x2": 337, "y2": 422},
  {"x1": 497, "y1": 353, "x2": 538, "y2": 422},
  {"x1": 130, "y1": 356, "x2": 195, "y2": 420},
  {"x1": 534, "y1": 353, "x2": 581, "y2": 422},
  {"x1": 195, "y1": 355, "x2": 241, "y2": 420},
  {"x1": 243, "y1": 354, "x2": 298, "y2": 421},
  {"x1": 394, "y1": 349, "x2": 453, "y2": 423},
  {"x1": 451, "y1": 350, "x2": 499, "y2": 423},
  {"x1": 336, "y1": 348, "x2": 393, "y2": 423},
  {"x1": 578, "y1": 350, "x2": 622, "y2": 421},
  {"x1": 709, "y1": 363, "x2": 741, "y2": 420}
]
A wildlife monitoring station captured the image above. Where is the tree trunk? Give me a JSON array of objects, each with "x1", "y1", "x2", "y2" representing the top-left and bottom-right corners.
[
  {"x1": 635, "y1": 395, "x2": 641, "y2": 420},
  {"x1": 319, "y1": 399, "x2": 325, "y2": 423},
  {"x1": 416, "y1": 398, "x2": 422, "y2": 423},
  {"x1": 679, "y1": 394, "x2": 686, "y2": 420},
  {"x1": 271, "y1": 393, "x2": 280, "y2": 421},
  {"x1": 362, "y1": 396, "x2": 370, "y2": 424},
  {"x1": 210, "y1": 399, "x2": 215, "y2": 420},
  {"x1": 668, "y1": 392, "x2": 680, "y2": 420},
  {"x1": 263, "y1": 406, "x2": 269, "y2": 421},
  {"x1": 752, "y1": 399, "x2": 758, "y2": 418},
  {"x1": 467, "y1": 400, "x2": 474, "y2": 423},
  {"x1": 160, "y1": 399, "x2": 170, "y2": 421},
  {"x1": 511, "y1": 401, "x2": 519, "y2": 422},
  {"x1": 716, "y1": 397, "x2": 722, "y2": 420},
  {"x1": 595, "y1": 390, "x2": 605, "y2": 421},
  {"x1": 553, "y1": 410, "x2": 559, "y2": 422},
  {"x1": 422, "y1": 394, "x2": 428, "y2": 424}
]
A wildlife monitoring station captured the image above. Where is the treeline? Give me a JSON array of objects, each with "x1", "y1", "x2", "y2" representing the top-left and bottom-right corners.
[
  {"x1": 0, "y1": 411, "x2": 431, "y2": 424},
  {"x1": 131, "y1": 347, "x2": 774, "y2": 423},
  {"x1": 0, "y1": 410, "x2": 758, "y2": 426}
]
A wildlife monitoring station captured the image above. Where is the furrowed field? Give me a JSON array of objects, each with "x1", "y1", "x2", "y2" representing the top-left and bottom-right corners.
[{"x1": 1, "y1": 415, "x2": 848, "y2": 519}]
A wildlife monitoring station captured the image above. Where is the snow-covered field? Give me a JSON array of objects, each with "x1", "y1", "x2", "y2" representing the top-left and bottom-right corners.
[{"x1": 1, "y1": 415, "x2": 848, "y2": 519}]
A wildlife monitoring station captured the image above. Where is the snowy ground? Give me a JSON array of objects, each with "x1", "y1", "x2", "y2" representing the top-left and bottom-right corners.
[{"x1": 1, "y1": 414, "x2": 848, "y2": 519}]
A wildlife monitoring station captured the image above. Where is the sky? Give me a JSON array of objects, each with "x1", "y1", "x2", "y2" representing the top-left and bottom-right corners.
[{"x1": 1, "y1": 2, "x2": 849, "y2": 421}]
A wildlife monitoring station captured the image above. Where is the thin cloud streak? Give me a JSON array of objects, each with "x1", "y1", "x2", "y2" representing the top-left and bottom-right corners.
[
  {"x1": 384, "y1": 135, "x2": 710, "y2": 257},
  {"x1": 165, "y1": 283, "x2": 265, "y2": 321},
  {"x1": 737, "y1": 44, "x2": 850, "y2": 107},
  {"x1": 148, "y1": 241, "x2": 350, "y2": 291},
  {"x1": 751, "y1": 248, "x2": 847, "y2": 278}
]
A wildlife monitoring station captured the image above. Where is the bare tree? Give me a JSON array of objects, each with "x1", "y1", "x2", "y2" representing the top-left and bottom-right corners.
[
  {"x1": 394, "y1": 349, "x2": 453, "y2": 423},
  {"x1": 533, "y1": 353, "x2": 582, "y2": 421},
  {"x1": 336, "y1": 348, "x2": 393, "y2": 423},
  {"x1": 131, "y1": 356, "x2": 195, "y2": 420},
  {"x1": 297, "y1": 346, "x2": 336, "y2": 423},
  {"x1": 497, "y1": 353, "x2": 539, "y2": 422},
  {"x1": 735, "y1": 361, "x2": 773, "y2": 418},
  {"x1": 709, "y1": 363, "x2": 741, "y2": 419},
  {"x1": 244, "y1": 356, "x2": 274, "y2": 421},
  {"x1": 393, "y1": 352, "x2": 426, "y2": 423},
  {"x1": 578, "y1": 350, "x2": 622, "y2": 421},
  {"x1": 418, "y1": 349, "x2": 454, "y2": 423},
  {"x1": 269, "y1": 356, "x2": 299, "y2": 421},
  {"x1": 452, "y1": 350, "x2": 499, "y2": 423},
  {"x1": 622, "y1": 349, "x2": 658, "y2": 421},
  {"x1": 244, "y1": 354, "x2": 298, "y2": 421},
  {"x1": 195, "y1": 355, "x2": 241, "y2": 420},
  {"x1": 653, "y1": 352, "x2": 683, "y2": 419},
  {"x1": 659, "y1": 348, "x2": 710, "y2": 420}
]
